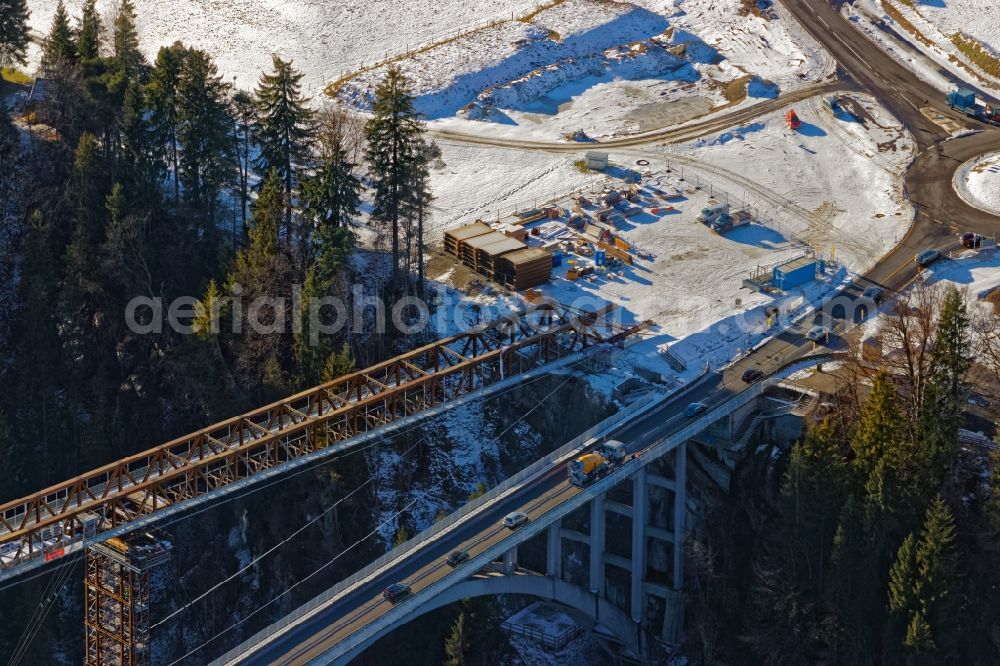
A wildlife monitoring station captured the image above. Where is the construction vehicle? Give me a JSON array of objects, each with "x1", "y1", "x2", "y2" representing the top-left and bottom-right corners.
[
  {"x1": 697, "y1": 201, "x2": 729, "y2": 224},
  {"x1": 947, "y1": 89, "x2": 1000, "y2": 125},
  {"x1": 598, "y1": 440, "x2": 628, "y2": 464},
  {"x1": 568, "y1": 453, "x2": 611, "y2": 487},
  {"x1": 785, "y1": 109, "x2": 801, "y2": 130},
  {"x1": 710, "y1": 210, "x2": 752, "y2": 234}
]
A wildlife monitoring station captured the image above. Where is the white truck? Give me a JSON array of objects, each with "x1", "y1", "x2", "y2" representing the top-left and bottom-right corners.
[{"x1": 697, "y1": 201, "x2": 730, "y2": 224}]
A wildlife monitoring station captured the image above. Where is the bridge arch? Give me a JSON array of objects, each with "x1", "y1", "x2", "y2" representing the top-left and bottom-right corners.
[{"x1": 335, "y1": 574, "x2": 644, "y2": 665}]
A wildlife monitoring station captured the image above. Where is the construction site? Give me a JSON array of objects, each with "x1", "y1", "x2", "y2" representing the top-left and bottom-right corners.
[{"x1": 432, "y1": 151, "x2": 848, "y2": 380}]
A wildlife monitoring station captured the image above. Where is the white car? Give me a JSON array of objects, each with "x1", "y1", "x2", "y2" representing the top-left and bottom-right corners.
[
  {"x1": 806, "y1": 325, "x2": 830, "y2": 342},
  {"x1": 502, "y1": 511, "x2": 529, "y2": 529}
]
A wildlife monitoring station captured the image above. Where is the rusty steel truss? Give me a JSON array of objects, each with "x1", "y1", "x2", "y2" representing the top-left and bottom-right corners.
[
  {"x1": 0, "y1": 301, "x2": 615, "y2": 579},
  {"x1": 84, "y1": 533, "x2": 171, "y2": 666}
]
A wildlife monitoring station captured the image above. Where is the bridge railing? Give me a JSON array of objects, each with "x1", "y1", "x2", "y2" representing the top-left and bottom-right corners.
[{"x1": 211, "y1": 390, "x2": 666, "y2": 663}]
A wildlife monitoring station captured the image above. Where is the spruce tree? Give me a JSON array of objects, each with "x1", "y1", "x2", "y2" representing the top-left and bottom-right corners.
[
  {"x1": 302, "y1": 132, "x2": 359, "y2": 281},
  {"x1": 119, "y1": 79, "x2": 158, "y2": 195},
  {"x1": 920, "y1": 287, "x2": 971, "y2": 477},
  {"x1": 443, "y1": 612, "x2": 468, "y2": 666},
  {"x1": 254, "y1": 55, "x2": 314, "y2": 245},
  {"x1": 915, "y1": 496, "x2": 960, "y2": 657},
  {"x1": 904, "y1": 611, "x2": 935, "y2": 656},
  {"x1": 365, "y1": 66, "x2": 425, "y2": 289},
  {"x1": 176, "y1": 48, "x2": 234, "y2": 227},
  {"x1": 885, "y1": 496, "x2": 961, "y2": 662},
  {"x1": 76, "y1": 0, "x2": 101, "y2": 60},
  {"x1": 293, "y1": 268, "x2": 327, "y2": 387},
  {"x1": 230, "y1": 89, "x2": 256, "y2": 231},
  {"x1": 321, "y1": 343, "x2": 355, "y2": 382},
  {"x1": 852, "y1": 371, "x2": 906, "y2": 480},
  {"x1": 828, "y1": 495, "x2": 882, "y2": 662},
  {"x1": 779, "y1": 418, "x2": 847, "y2": 592},
  {"x1": 226, "y1": 167, "x2": 293, "y2": 392},
  {"x1": 147, "y1": 42, "x2": 188, "y2": 204},
  {"x1": 0, "y1": 0, "x2": 31, "y2": 69},
  {"x1": 42, "y1": 0, "x2": 77, "y2": 71},
  {"x1": 887, "y1": 531, "x2": 920, "y2": 661},
  {"x1": 245, "y1": 168, "x2": 284, "y2": 262},
  {"x1": 112, "y1": 0, "x2": 144, "y2": 79}
]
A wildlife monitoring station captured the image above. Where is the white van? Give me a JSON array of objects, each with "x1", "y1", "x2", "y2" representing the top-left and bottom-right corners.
[{"x1": 697, "y1": 201, "x2": 730, "y2": 224}]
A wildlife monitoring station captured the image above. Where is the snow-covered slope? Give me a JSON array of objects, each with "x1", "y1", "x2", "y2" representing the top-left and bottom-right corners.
[
  {"x1": 846, "y1": 0, "x2": 1000, "y2": 96},
  {"x1": 25, "y1": 0, "x2": 541, "y2": 92}
]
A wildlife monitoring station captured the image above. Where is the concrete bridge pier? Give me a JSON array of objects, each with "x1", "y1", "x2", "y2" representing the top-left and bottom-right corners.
[
  {"x1": 503, "y1": 546, "x2": 518, "y2": 574},
  {"x1": 540, "y1": 440, "x2": 689, "y2": 654},
  {"x1": 546, "y1": 523, "x2": 561, "y2": 579},
  {"x1": 589, "y1": 493, "x2": 605, "y2": 593}
]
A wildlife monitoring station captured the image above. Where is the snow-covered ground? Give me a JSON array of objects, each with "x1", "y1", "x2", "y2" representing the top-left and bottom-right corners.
[
  {"x1": 955, "y1": 152, "x2": 1000, "y2": 215},
  {"x1": 845, "y1": 0, "x2": 1000, "y2": 97},
  {"x1": 24, "y1": 0, "x2": 541, "y2": 93},
  {"x1": 425, "y1": 92, "x2": 913, "y2": 385},
  {"x1": 923, "y1": 246, "x2": 1000, "y2": 300},
  {"x1": 333, "y1": 0, "x2": 833, "y2": 139},
  {"x1": 24, "y1": 0, "x2": 833, "y2": 139},
  {"x1": 671, "y1": 93, "x2": 914, "y2": 273}
]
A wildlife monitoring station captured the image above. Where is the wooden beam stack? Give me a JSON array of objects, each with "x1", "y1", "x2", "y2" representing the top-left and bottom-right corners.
[
  {"x1": 443, "y1": 221, "x2": 493, "y2": 257},
  {"x1": 496, "y1": 248, "x2": 553, "y2": 290}
]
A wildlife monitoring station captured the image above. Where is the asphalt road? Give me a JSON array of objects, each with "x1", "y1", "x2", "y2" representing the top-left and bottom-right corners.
[
  {"x1": 780, "y1": 0, "x2": 1000, "y2": 289},
  {"x1": 429, "y1": 81, "x2": 844, "y2": 151},
  {"x1": 228, "y1": 3, "x2": 1000, "y2": 663},
  {"x1": 233, "y1": 317, "x2": 829, "y2": 666}
]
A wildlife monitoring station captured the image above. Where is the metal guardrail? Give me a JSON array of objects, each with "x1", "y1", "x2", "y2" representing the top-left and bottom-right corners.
[
  {"x1": 501, "y1": 618, "x2": 581, "y2": 650},
  {"x1": 212, "y1": 392, "x2": 666, "y2": 664}
]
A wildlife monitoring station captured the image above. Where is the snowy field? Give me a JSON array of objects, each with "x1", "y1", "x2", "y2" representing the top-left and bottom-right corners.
[
  {"x1": 336, "y1": 0, "x2": 834, "y2": 139},
  {"x1": 955, "y1": 152, "x2": 1000, "y2": 215},
  {"x1": 24, "y1": 0, "x2": 540, "y2": 93},
  {"x1": 923, "y1": 246, "x2": 1000, "y2": 301},
  {"x1": 671, "y1": 93, "x2": 915, "y2": 274},
  {"x1": 845, "y1": 0, "x2": 1000, "y2": 96},
  {"x1": 24, "y1": 0, "x2": 834, "y2": 138}
]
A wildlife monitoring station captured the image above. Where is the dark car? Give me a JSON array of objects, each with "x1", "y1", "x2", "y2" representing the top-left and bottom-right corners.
[
  {"x1": 962, "y1": 232, "x2": 984, "y2": 249},
  {"x1": 741, "y1": 368, "x2": 764, "y2": 383},
  {"x1": 862, "y1": 286, "x2": 884, "y2": 304},
  {"x1": 446, "y1": 550, "x2": 470, "y2": 567},
  {"x1": 382, "y1": 583, "x2": 411, "y2": 603},
  {"x1": 684, "y1": 402, "x2": 708, "y2": 418}
]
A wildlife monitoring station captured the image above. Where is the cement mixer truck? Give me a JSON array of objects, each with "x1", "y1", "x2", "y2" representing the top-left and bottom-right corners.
[
  {"x1": 568, "y1": 453, "x2": 610, "y2": 487},
  {"x1": 568, "y1": 440, "x2": 630, "y2": 487}
]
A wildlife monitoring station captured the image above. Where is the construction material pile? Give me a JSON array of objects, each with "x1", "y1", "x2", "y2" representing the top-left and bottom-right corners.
[{"x1": 443, "y1": 222, "x2": 553, "y2": 290}]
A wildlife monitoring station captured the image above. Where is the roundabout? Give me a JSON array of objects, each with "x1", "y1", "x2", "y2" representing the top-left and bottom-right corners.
[{"x1": 955, "y1": 152, "x2": 1000, "y2": 216}]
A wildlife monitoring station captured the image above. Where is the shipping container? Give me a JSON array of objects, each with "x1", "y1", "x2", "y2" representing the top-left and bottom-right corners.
[{"x1": 772, "y1": 256, "x2": 818, "y2": 290}]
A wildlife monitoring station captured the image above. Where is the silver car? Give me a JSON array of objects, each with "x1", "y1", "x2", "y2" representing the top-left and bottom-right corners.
[
  {"x1": 806, "y1": 325, "x2": 830, "y2": 342},
  {"x1": 915, "y1": 249, "x2": 941, "y2": 267},
  {"x1": 502, "y1": 511, "x2": 529, "y2": 529}
]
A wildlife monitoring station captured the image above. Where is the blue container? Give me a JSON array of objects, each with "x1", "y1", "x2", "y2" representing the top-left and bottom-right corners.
[
  {"x1": 595, "y1": 250, "x2": 607, "y2": 267},
  {"x1": 773, "y1": 257, "x2": 818, "y2": 290}
]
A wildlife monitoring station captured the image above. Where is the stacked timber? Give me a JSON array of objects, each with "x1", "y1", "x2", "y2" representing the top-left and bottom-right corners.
[
  {"x1": 478, "y1": 237, "x2": 527, "y2": 277},
  {"x1": 496, "y1": 248, "x2": 553, "y2": 290},
  {"x1": 444, "y1": 221, "x2": 493, "y2": 257},
  {"x1": 461, "y1": 232, "x2": 525, "y2": 275}
]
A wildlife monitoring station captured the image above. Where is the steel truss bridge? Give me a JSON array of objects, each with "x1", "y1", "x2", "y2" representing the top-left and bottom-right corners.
[{"x1": 0, "y1": 300, "x2": 624, "y2": 584}]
